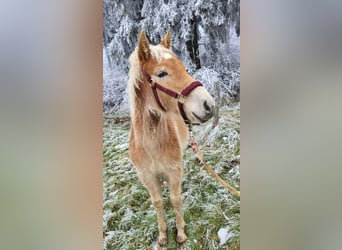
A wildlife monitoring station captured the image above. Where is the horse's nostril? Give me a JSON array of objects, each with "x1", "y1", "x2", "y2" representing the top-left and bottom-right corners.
[{"x1": 203, "y1": 100, "x2": 212, "y2": 113}]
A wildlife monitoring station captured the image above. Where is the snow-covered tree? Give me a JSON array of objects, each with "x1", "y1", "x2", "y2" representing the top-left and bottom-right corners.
[
  {"x1": 104, "y1": 0, "x2": 239, "y2": 70},
  {"x1": 103, "y1": 0, "x2": 240, "y2": 113},
  {"x1": 103, "y1": 0, "x2": 144, "y2": 71}
]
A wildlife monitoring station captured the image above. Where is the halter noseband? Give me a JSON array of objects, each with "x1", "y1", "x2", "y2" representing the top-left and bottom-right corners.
[{"x1": 142, "y1": 70, "x2": 202, "y2": 123}]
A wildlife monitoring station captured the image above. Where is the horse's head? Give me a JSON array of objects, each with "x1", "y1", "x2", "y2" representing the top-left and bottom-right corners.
[{"x1": 137, "y1": 30, "x2": 215, "y2": 124}]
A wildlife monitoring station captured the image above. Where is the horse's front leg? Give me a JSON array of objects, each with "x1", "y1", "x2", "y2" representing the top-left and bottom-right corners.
[
  {"x1": 167, "y1": 167, "x2": 187, "y2": 244},
  {"x1": 139, "y1": 172, "x2": 168, "y2": 246}
]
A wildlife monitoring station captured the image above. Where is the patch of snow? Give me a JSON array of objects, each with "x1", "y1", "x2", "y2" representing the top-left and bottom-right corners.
[
  {"x1": 218, "y1": 226, "x2": 234, "y2": 246},
  {"x1": 103, "y1": 231, "x2": 116, "y2": 247},
  {"x1": 116, "y1": 142, "x2": 129, "y2": 152},
  {"x1": 152, "y1": 241, "x2": 159, "y2": 250}
]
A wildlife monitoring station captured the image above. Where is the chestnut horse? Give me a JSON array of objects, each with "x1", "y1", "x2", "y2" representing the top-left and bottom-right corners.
[{"x1": 128, "y1": 30, "x2": 215, "y2": 246}]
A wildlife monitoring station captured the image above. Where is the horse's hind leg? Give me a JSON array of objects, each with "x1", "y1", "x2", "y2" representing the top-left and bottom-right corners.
[
  {"x1": 139, "y1": 172, "x2": 168, "y2": 246},
  {"x1": 168, "y1": 169, "x2": 187, "y2": 244}
]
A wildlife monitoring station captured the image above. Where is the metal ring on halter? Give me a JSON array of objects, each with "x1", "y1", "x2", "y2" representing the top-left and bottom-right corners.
[
  {"x1": 148, "y1": 79, "x2": 154, "y2": 87},
  {"x1": 177, "y1": 94, "x2": 185, "y2": 104}
]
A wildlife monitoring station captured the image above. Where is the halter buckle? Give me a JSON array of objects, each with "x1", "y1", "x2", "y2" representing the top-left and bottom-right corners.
[
  {"x1": 177, "y1": 94, "x2": 185, "y2": 104},
  {"x1": 149, "y1": 79, "x2": 154, "y2": 88}
]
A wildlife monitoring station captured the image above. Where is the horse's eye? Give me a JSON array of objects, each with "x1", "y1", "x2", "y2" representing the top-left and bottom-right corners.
[{"x1": 157, "y1": 71, "x2": 168, "y2": 78}]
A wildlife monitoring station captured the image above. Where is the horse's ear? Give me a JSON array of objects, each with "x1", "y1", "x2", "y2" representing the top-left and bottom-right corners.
[
  {"x1": 160, "y1": 30, "x2": 172, "y2": 49},
  {"x1": 138, "y1": 30, "x2": 151, "y2": 63}
]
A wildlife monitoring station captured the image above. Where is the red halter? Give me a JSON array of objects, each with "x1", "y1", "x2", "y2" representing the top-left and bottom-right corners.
[{"x1": 142, "y1": 70, "x2": 202, "y2": 123}]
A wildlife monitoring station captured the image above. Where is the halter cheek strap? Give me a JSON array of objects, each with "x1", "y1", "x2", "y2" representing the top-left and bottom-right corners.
[{"x1": 142, "y1": 70, "x2": 202, "y2": 123}]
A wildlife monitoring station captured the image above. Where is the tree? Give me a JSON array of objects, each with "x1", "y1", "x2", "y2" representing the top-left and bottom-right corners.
[{"x1": 103, "y1": 0, "x2": 144, "y2": 70}]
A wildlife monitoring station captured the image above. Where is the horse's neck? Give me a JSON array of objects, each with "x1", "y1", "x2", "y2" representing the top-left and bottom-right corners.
[{"x1": 132, "y1": 97, "x2": 189, "y2": 154}]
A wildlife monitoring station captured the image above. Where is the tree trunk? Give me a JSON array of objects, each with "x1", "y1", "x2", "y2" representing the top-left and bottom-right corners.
[
  {"x1": 192, "y1": 15, "x2": 201, "y2": 69},
  {"x1": 185, "y1": 12, "x2": 201, "y2": 69},
  {"x1": 185, "y1": 39, "x2": 194, "y2": 64}
]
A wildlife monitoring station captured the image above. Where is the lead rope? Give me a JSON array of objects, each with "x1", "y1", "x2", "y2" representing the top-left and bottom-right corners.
[{"x1": 188, "y1": 123, "x2": 240, "y2": 198}]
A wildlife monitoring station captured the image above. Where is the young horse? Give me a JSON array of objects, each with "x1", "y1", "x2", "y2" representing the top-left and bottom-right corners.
[{"x1": 128, "y1": 30, "x2": 215, "y2": 246}]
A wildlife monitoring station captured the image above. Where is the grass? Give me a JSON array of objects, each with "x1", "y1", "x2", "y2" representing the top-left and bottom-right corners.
[{"x1": 103, "y1": 104, "x2": 240, "y2": 250}]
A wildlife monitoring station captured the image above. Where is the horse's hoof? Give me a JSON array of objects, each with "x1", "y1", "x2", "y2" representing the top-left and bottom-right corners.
[
  {"x1": 176, "y1": 233, "x2": 187, "y2": 244},
  {"x1": 158, "y1": 235, "x2": 168, "y2": 246}
]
